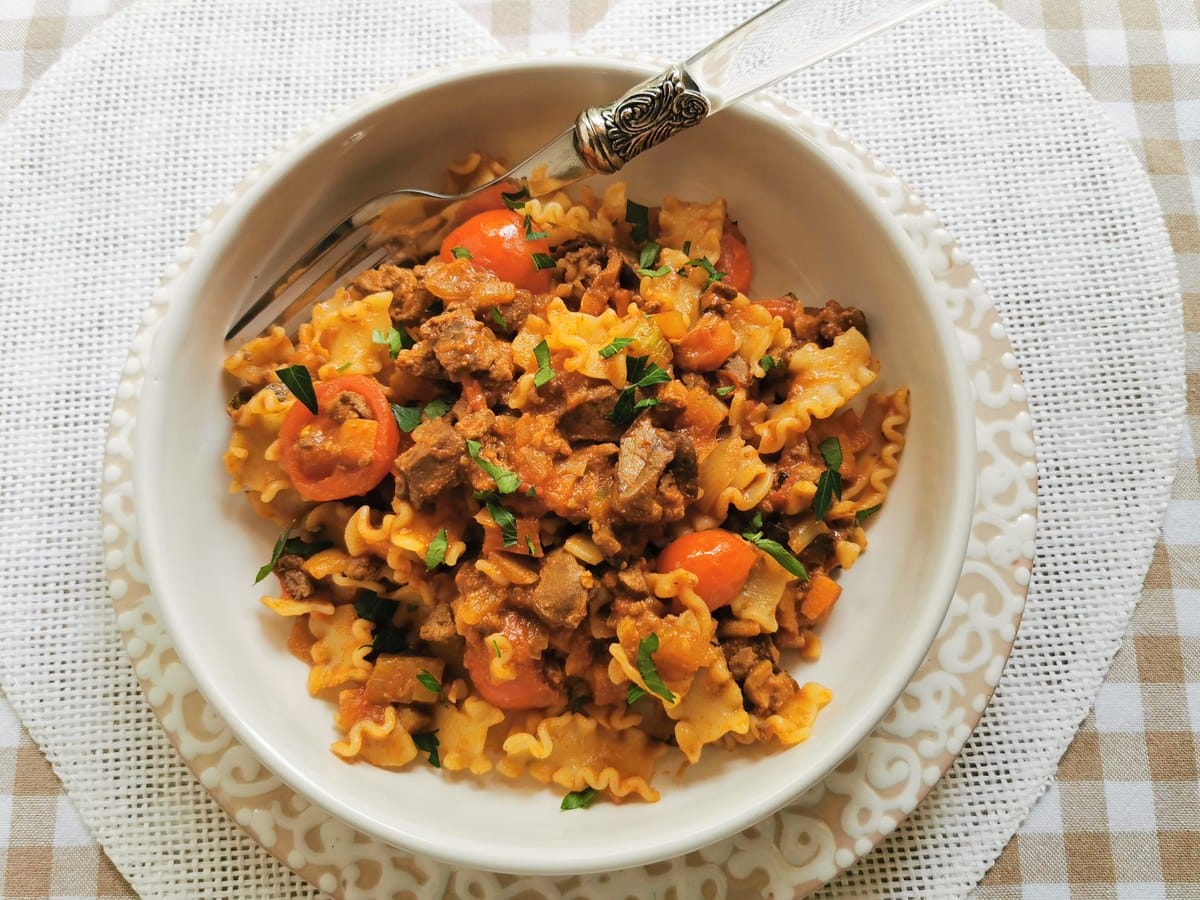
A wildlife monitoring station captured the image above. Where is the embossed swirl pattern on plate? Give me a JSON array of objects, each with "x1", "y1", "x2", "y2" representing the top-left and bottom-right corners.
[{"x1": 103, "y1": 64, "x2": 1036, "y2": 900}]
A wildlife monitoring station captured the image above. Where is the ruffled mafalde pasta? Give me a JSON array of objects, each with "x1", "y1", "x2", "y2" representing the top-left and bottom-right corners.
[{"x1": 222, "y1": 155, "x2": 908, "y2": 805}]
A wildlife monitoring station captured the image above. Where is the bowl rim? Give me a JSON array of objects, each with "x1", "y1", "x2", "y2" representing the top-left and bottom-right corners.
[{"x1": 133, "y1": 52, "x2": 977, "y2": 875}]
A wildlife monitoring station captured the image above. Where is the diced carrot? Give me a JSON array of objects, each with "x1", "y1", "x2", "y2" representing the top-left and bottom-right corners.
[
  {"x1": 674, "y1": 318, "x2": 737, "y2": 372},
  {"x1": 799, "y1": 573, "x2": 842, "y2": 622}
]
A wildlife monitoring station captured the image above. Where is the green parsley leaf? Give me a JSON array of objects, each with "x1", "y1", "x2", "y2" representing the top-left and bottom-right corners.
[
  {"x1": 598, "y1": 336, "x2": 633, "y2": 359},
  {"x1": 715, "y1": 385, "x2": 735, "y2": 398},
  {"x1": 526, "y1": 485, "x2": 537, "y2": 497},
  {"x1": 489, "y1": 307, "x2": 509, "y2": 331},
  {"x1": 855, "y1": 504, "x2": 882, "y2": 525},
  {"x1": 569, "y1": 690, "x2": 590, "y2": 713},
  {"x1": 819, "y1": 436, "x2": 843, "y2": 471},
  {"x1": 423, "y1": 397, "x2": 452, "y2": 419},
  {"x1": 684, "y1": 257, "x2": 727, "y2": 290},
  {"x1": 485, "y1": 499, "x2": 518, "y2": 547},
  {"x1": 625, "y1": 199, "x2": 651, "y2": 244},
  {"x1": 370, "y1": 627, "x2": 408, "y2": 657},
  {"x1": 523, "y1": 213, "x2": 549, "y2": 241},
  {"x1": 812, "y1": 469, "x2": 842, "y2": 520},
  {"x1": 451, "y1": 246, "x2": 472, "y2": 259},
  {"x1": 372, "y1": 326, "x2": 413, "y2": 359},
  {"x1": 254, "y1": 521, "x2": 295, "y2": 583},
  {"x1": 526, "y1": 536, "x2": 538, "y2": 556},
  {"x1": 275, "y1": 366, "x2": 317, "y2": 415},
  {"x1": 501, "y1": 187, "x2": 529, "y2": 210},
  {"x1": 682, "y1": 240, "x2": 692, "y2": 256},
  {"x1": 466, "y1": 439, "x2": 521, "y2": 494},
  {"x1": 411, "y1": 731, "x2": 441, "y2": 768},
  {"x1": 492, "y1": 638, "x2": 502, "y2": 659},
  {"x1": 626, "y1": 684, "x2": 647, "y2": 705},
  {"x1": 633, "y1": 397, "x2": 659, "y2": 411},
  {"x1": 638, "y1": 241, "x2": 661, "y2": 270},
  {"x1": 335, "y1": 361, "x2": 352, "y2": 373},
  {"x1": 750, "y1": 535, "x2": 809, "y2": 579},
  {"x1": 761, "y1": 356, "x2": 780, "y2": 374},
  {"x1": 425, "y1": 528, "x2": 448, "y2": 570},
  {"x1": 281, "y1": 536, "x2": 332, "y2": 558},
  {"x1": 390, "y1": 403, "x2": 423, "y2": 434},
  {"x1": 354, "y1": 592, "x2": 398, "y2": 626},
  {"x1": 637, "y1": 264, "x2": 672, "y2": 278},
  {"x1": 416, "y1": 669, "x2": 442, "y2": 695},
  {"x1": 635, "y1": 633, "x2": 676, "y2": 704},
  {"x1": 607, "y1": 357, "x2": 672, "y2": 427},
  {"x1": 531, "y1": 252, "x2": 556, "y2": 271},
  {"x1": 533, "y1": 340, "x2": 556, "y2": 387},
  {"x1": 560, "y1": 787, "x2": 598, "y2": 811}
]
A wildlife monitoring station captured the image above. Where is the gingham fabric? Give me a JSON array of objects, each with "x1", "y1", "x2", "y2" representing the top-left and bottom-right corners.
[{"x1": 0, "y1": 0, "x2": 1195, "y2": 898}]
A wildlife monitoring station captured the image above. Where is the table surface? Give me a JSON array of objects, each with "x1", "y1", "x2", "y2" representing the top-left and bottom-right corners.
[{"x1": 0, "y1": 0, "x2": 1196, "y2": 897}]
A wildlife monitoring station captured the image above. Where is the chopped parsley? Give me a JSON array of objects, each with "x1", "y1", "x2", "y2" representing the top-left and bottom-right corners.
[
  {"x1": 631, "y1": 632, "x2": 675, "y2": 704},
  {"x1": 561, "y1": 787, "x2": 598, "y2": 811},
  {"x1": 682, "y1": 257, "x2": 727, "y2": 290},
  {"x1": 501, "y1": 186, "x2": 529, "y2": 210},
  {"x1": 532, "y1": 340, "x2": 556, "y2": 387},
  {"x1": 625, "y1": 199, "x2": 651, "y2": 244},
  {"x1": 275, "y1": 366, "x2": 317, "y2": 415},
  {"x1": 608, "y1": 355, "x2": 671, "y2": 427},
  {"x1": 334, "y1": 361, "x2": 352, "y2": 373},
  {"x1": 492, "y1": 638, "x2": 502, "y2": 659},
  {"x1": 813, "y1": 437, "x2": 844, "y2": 520},
  {"x1": 467, "y1": 439, "x2": 520, "y2": 494},
  {"x1": 416, "y1": 669, "x2": 442, "y2": 695},
  {"x1": 526, "y1": 536, "x2": 538, "y2": 556},
  {"x1": 255, "y1": 519, "x2": 298, "y2": 584},
  {"x1": 282, "y1": 536, "x2": 332, "y2": 558},
  {"x1": 354, "y1": 592, "x2": 398, "y2": 626},
  {"x1": 682, "y1": 240, "x2": 692, "y2": 256},
  {"x1": 390, "y1": 403, "x2": 423, "y2": 434},
  {"x1": 372, "y1": 326, "x2": 413, "y2": 358},
  {"x1": 425, "y1": 528, "x2": 448, "y2": 570},
  {"x1": 760, "y1": 356, "x2": 779, "y2": 374},
  {"x1": 523, "y1": 213, "x2": 549, "y2": 241},
  {"x1": 370, "y1": 627, "x2": 408, "y2": 657},
  {"x1": 423, "y1": 397, "x2": 452, "y2": 419},
  {"x1": 485, "y1": 498, "x2": 518, "y2": 547},
  {"x1": 741, "y1": 511, "x2": 809, "y2": 580},
  {"x1": 855, "y1": 504, "x2": 882, "y2": 525},
  {"x1": 635, "y1": 241, "x2": 670, "y2": 277},
  {"x1": 412, "y1": 731, "x2": 441, "y2": 768},
  {"x1": 715, "y1": 385, "x2": 735, "y2": 398},
  {"x1": 531, "y1": 252, "x2": 556, "y2": 271},
  {"x1": 598, "y1": 336, "x2": 633, "y2": 359},
  {"x1": 626, "y1": 684, "x2": 646, "y2": 704},
  {"x1": 450, "y1": 246, "x2": 472, "y2": 259},
  {"x1": 489, "y1": 307, "x2": 509, "y2": 331}
]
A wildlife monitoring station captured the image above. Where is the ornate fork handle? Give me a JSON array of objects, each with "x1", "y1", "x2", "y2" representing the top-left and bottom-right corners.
[{"x1": 574, "y1": 66, "x2": 711, "y2": 174}]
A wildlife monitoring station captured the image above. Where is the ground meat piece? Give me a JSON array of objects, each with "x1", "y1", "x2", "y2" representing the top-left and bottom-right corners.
[
  {"x1": 721, "y1": 635, "x2": 781, "y2": 682},
  {"x1": 612, "y1": 418, "x2": 697, "y2": 525},
  {"x1": 515, "y1": 549, "x2": 591, "y2": 630},
  {"x1": 275, "y1": 554, "x2": 314, "y2": 599},
  {"x1": 793, "y1": 300, "x2": 868, "y2": 347},
  {"x1": 616, "y1": 565, "x2": 649, "y2": 598},
  {"x1": 395, "y1": 417, "x2": 465, "y2": 507},
  {"x1": 557, "y1": 376, "x2": 623, "y2": 443},
  {"x1": 354, "y1": 264, "x2": 433, "y2": 323},
  {"x1": 453, "y1": 408, "x2": 496, "y2": 441},
  {"x1": 394, "y1": 341, "x2": 447, "y2": 381},
  {"x1": 699, "y1": 280, "x2": 739, "y2": 315},
  {"x1": 419, "y1": 601, "x2": 457, "y2": 644},
  {"x1": 327, "y1": 390, "x2": 373, "y2": 423},
  {"x1": 742, "y1": 659, "x2": 800, "y2": 716},
  {"x1": 226, "y1": 385, "x2": 256, "y2": 415},
  {"x1": 420, "y1": 310, "x2": 514, "y2": 381},
  {"x1": 342, "y1": 556, "x2": 383, "y2": 580}
]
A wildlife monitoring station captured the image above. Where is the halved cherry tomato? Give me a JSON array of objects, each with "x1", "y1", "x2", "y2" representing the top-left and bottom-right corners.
[
  {"x1": 278, "y1": 374, "x2": 400, "y2": 502},
  {"x1": 463, "y1": 613, "x2": 565, "y2": 710},
  {"x1": 753, "y1": 297, "x2": 798, "y2": 330},
  {"x1": 717, "y1": 229, "x2": 752, "y2": 295},
  {"x1": 656, "y1": 528, "x2": 758, "y2": 611},
  {"x1": 439, "y1": 208, "x2": 553, "y2": 293}
]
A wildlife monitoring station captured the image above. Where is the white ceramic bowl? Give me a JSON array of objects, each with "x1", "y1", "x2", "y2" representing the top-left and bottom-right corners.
[{"x1": 134, "y1": 55, "x2": 976, "y2": 876}]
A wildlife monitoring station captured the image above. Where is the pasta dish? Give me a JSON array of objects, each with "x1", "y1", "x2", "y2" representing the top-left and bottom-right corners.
[{"x1": 222, "y1": 156, "x2": 908, "y2": 806}]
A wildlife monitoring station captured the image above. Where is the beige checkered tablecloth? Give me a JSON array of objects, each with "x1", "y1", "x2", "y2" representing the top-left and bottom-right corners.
[{"x1": 0, "y1": 0, "x2": 1196, "y2": 897}]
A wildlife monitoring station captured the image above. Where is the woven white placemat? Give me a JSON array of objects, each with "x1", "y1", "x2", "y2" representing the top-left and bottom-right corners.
[{"x1": 0, "y1": 1, "x2": 1181, "y2": 899}]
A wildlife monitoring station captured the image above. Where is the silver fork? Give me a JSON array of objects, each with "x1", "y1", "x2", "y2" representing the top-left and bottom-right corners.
[{"x1": 225, "y1": 0, "x2": 946, "y2": 342}]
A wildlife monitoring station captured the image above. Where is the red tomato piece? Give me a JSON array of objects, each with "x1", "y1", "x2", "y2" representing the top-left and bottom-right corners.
[
  {"x1": 656, "y1": 529, "x2": 758, "y2": 611},
  {"x1": 278, "y1": 374, "x2": 400, "y2": 502},
  {"x1": 462, "y1": 613, "x2": 565, "y2": 710},
  {"x1": 439, "y1": 208, "x2": 553, "y2": 293},
  {"x1": 717, "y1": 229, "x2": 752, "y2": 295}
]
